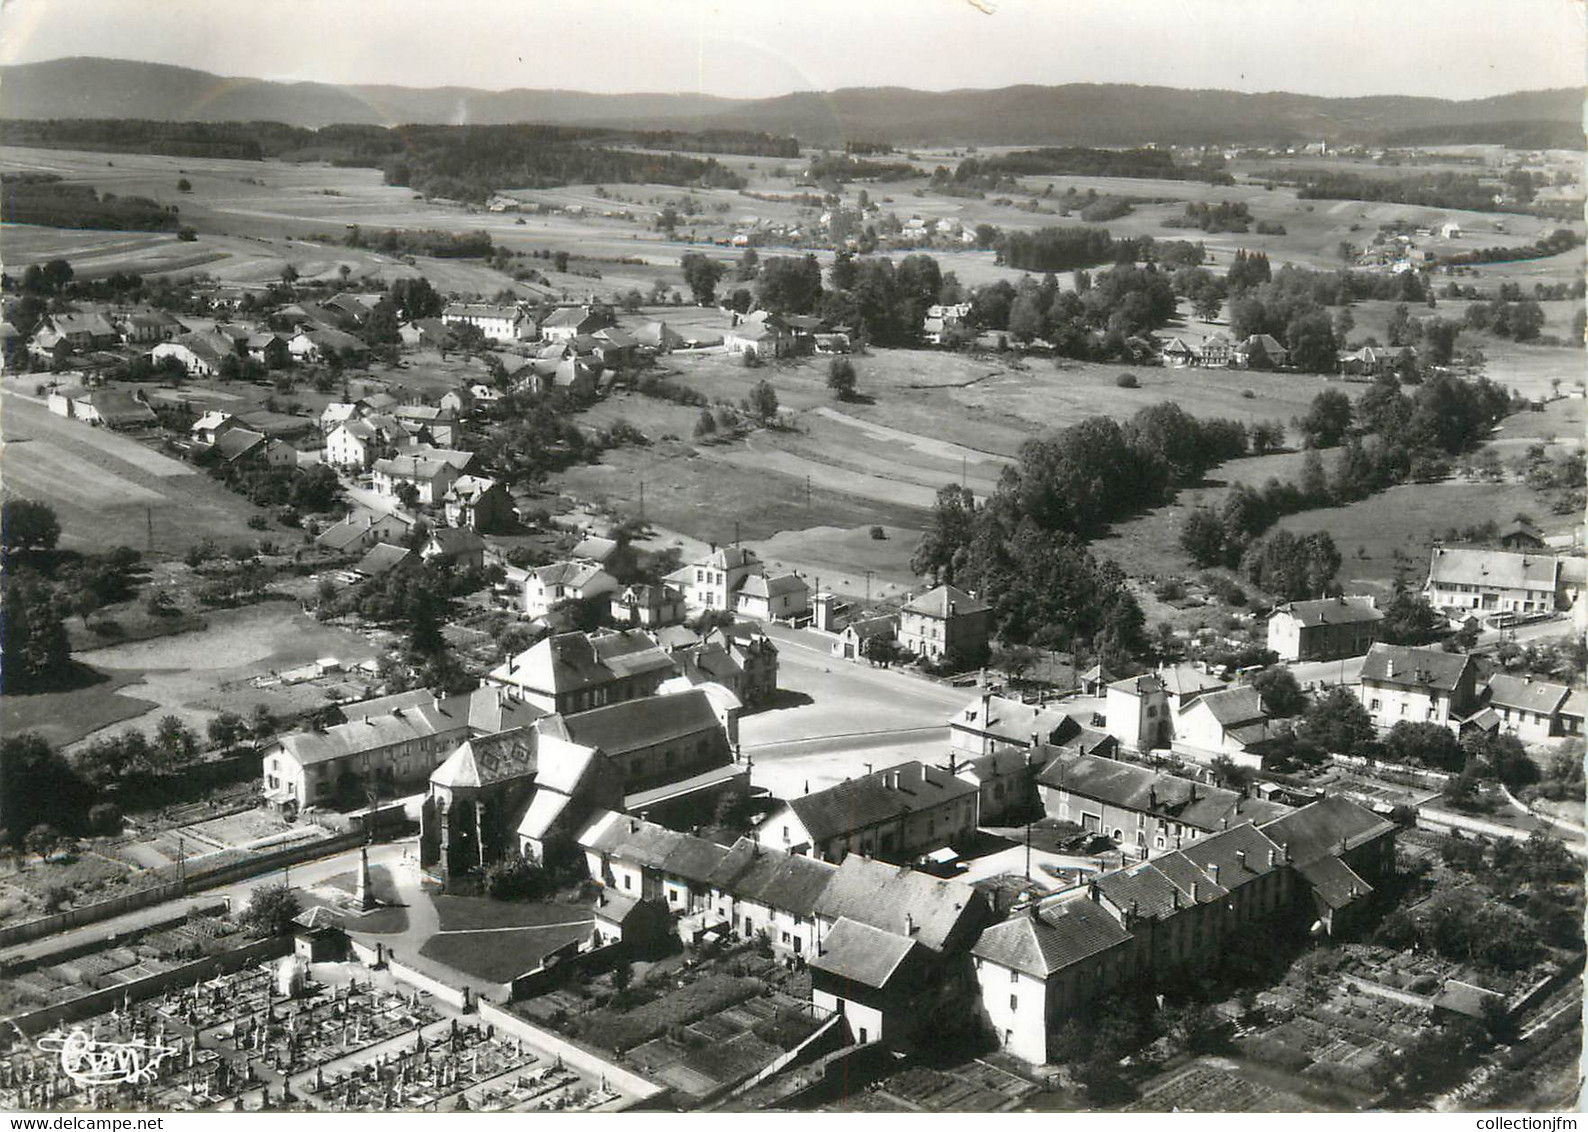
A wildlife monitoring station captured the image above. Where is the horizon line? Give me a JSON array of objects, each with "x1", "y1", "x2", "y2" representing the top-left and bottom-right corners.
[{"x1": 7, "y1": 54, "x2": 1580, "y2": 106}]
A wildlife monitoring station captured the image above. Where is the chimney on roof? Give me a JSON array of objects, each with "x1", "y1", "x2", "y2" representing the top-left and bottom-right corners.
[
  {"x1": 905, "y1": 912, "x2": 917, "y2": 935},
  {"x1": 1208, "y1": 863, "x2": 1220, "y2": 884},
  {"x1": 629, "y1": 819, "x2": 638, "y2": 833},
  {"x1": 1236, "y1": 850, "x2": 1248, "y2": 871},
  {"x1": 803, "y1": 780, "x2": 809, "y2": 795},
  {"x1": 1190, "y1": 881, "x2": 1198, "y2": 902},
  {"x1": 1171, "y1": 888, "x2": 1180, "y2": 910},
  {"x1": 1268, "y1": 848, "x2": 1277, "y2": 868},
  {"x1": 948, "y1": 600, "x2": 957, "y2": 618}
]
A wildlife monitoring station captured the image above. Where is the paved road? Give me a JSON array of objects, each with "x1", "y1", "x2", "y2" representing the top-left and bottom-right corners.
[{"x1": 0, "y1": 839, "x2": 407, "y2": 970}]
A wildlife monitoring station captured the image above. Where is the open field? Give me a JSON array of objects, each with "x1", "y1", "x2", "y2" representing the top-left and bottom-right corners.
[
  {"x1": 0, "y1": 667, "x2": 156, "y2": 748},
  {"x1": 0, "y1": 388, "x2": 267, "y2": 555},
  {"x1": 55, "y1": 601, "x2": 381, "y2": 748}
]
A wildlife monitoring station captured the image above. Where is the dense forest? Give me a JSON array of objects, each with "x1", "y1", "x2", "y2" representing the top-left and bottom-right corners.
[
  {"x1": 0, "y1": 119, "x2": 755, "y2": 199},
  {"x1": 1, "y1": 173, "x2": 181, "y2": 231},
  {"x1": 952, "y1": 147, "x2": 1234, "y2": 186},
  {"x1": 996, "y1": 225, "x2": 1119, "y2": 272}
]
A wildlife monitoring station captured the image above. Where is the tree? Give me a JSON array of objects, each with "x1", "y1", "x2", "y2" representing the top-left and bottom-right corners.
[
  {"x1": 1297, "y1": 389, "x2": 1353, "y2": 448},
  {"x1": 1, "y1": 733, "x2": 83, "y2": 845},
  {"x1": 1251, "y1": 667, "x2": 1306, "y2": 717},
  {"x1": 0, "y1": 577, "x2": 72, "y2": 690},
  {"x1": 1, "y1": 499, "x2": 61, "y2": 555},
  {"x1": 861, "y1": 633, "x2": 899, "y2": 666},
  {"x1": 746, "y1": 380, "x2": 779, "y2": 424},
  {"x1": 1179, "y1": 507, "x2": 1227, "y2": 568},
  {"x1": 826, "y1": 357, "x2": 857, "y2": 400},
  {"x1": 177, "y1": 177, "x2": 192, "y2": 193},
  {"x1": 1382, "y1": 721, "x2": 1464, "y2": 771},
  {"x1": 394, "y1": 482, "x2": 421, "y2": 511},
  {"x1": 911, "y1": 484, "x2": 977, "y2": 584},
  {"x1": 154, "y1": 714, "x2": 198, "y2": 766},
  {"x1": 1299, "y1": 686, "x2": 1375, "y2": 755},
  {"x1": 250, "y1": 704, "x2": 278, "y2": 741},
  {"x1": 26, "y1": 824, "x2": 61, "y2": 860},
  {"x1": 679, "y1": 253, "x2": 727, "y2": 306},
  {"x1": 241, "y1": 884, "x2": 301, "y2": 936}
]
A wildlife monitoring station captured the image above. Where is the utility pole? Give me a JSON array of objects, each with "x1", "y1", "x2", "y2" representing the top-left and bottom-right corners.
[
  {"x1": 1025, "y1": 820, "x2": 1032, "y2": 881},
  {"x1": 805, "y1": 475, "x2": 811, "y2": 509},
  {"x1": 865, "y1": 570, "x2": 873, "y2": 607},
  {"x1": 638, "y1": 480, "x2": 645, "y2": 523},
  {"x1": 146, "y1": 506, "x2": 154, "y2": 553},
  {"x1": 734, "y1": 521, "x2": 741, "y2": 548},
  {"x1": 961, "y1": 455, "x2": 966, "y2": 489}
]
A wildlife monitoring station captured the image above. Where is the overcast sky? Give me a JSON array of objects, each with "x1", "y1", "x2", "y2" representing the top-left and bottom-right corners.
[{"x1": 1, "y1": 0, "x2": 1582, "y2": 100}]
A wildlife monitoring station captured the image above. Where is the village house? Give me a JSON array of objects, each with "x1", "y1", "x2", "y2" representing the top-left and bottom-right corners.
[
  {"x1": 724, "y1": 311, "x2": 795, "y2": 359},
  {"x1": 735, "y1": 572, "x2": 810, "y2": 621},
  {"x1": 1037, "y1": 750, "x2": 1288, "y2": 858},
  {"x1": 974, "y1": 796, "x2": 1393, "y2": 1063},
  {"x1": 1358, "y1": 643, "x2": 1480, "y2": 731},
  {"x1": 441, "y1": 474, "x2": 515, "y2": 532},
  {"x1": 115, "y1": 307, "x2": 186, "y2": 344},
  {"x1": 757, "y1": 760, "x2": 980, "y2": 864},
  {"x1": 540, "y1": 306, "x2": 607, "y2": 343},
  {"x1": 1105, "y1": 663, "x2": 1228, "y2": 752},
  {"x1": 948, "y1": 691, "x2": 1083, "y2": 760},
  {"x1": 831, "y1": 613, "x2": 898, "y2": 660},
  {"x1": 392, "y1": 404, "x2": 460, "y2": 447},
  {"x1": 287, "y1": 328, "x2": 369, "y2": 365},
  {"x1": 323, "y1": 420, "x2": 388, "y2": 470},
  {"x1": 486, "y1": 629, "x2": 678, "y2": 715},
  {"x1": 949, "y1": 745, "x2": 1061, "y2": 824},
  {"x1": 205, "y1": 426, "x2": 271, "y2": 467},
  {"x1": 810, "y1": 855, "x2": 991, "y2": 1047},
  {"x1": 706, "y1": 839, "x2": 837, "y2": 958},
  {"x1": 1160, "y1": 336, "x2": 1198, "y2": 367},
  {"x1": 440, "y1": 302, "x2": 534, "y2": 342},
  {"x1": 672, "y1": 545, "x2": 765, "y2": 613},
  {"x1": 151, "y1": 330, "x2": 235, "y2": 377},
  {"x1": 1482, "y1": 674, "x2": 1574, "y2": 743},
  {"x1": 609, "y1": 583, "x2": 686, "y2": 628},
  {"x1": 352, "y1": 543, "x2": 414, "y2": 580},
  {"x1": 1172, "y1": 685, "x2": 1276, "y2": 768},
  {"x1": 1196, "y1": 332, "x2": 1233, "y2": 368},
  {"x1": 371, "y1": 450, "x2": 466, "y2": 505},
  {"x1": 398, "y1": 318, "x2": 455, "y2": 350},
  {"x1": 1233, "y1": 333, "x2": 1290, "y2": 369},
  {"x1": 51, "y1": 387, "x2": 157, "y2": 430},
  {"x1": 421, "y1": 527, "x2": 487, "y2": 571},
  {"x1": 190, "y1": 410, "x2": 243, "y2": 446},
  {"x1": 260, "y1": 686, "x2": 541, "y2": 812},
  {"x1": 700, "y1": 624, "x2": 779, "y2": 706},
  {"x1": 1266, "y1": 595, "x2": 1384, "y2": 662},
  {"x1": 1423, "y1": 545, "x2": 1565, "y2": 618},
  {"x1": 922, "y1": 302, "x2": 973, "y2": 346},
  {"x1": 313, "y1": 509, "x2": 412, "y2": 556},
  {"x1": 897, "y1": 584, "x2": 991, "y2": 666},
  {"x1": 36, "y1": 311, "x2": 120, "y2": 352},
  {"x1": 319, "y1": 401, "x2": 364, "y2": 434},
  {"x1": 523, "y1": 561, "x2": 620, "y2": 620}
]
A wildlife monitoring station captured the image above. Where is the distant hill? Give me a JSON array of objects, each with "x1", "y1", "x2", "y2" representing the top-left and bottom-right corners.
[{"x1": 1, "y1": 57, "x2": 1581, "y2": 148}]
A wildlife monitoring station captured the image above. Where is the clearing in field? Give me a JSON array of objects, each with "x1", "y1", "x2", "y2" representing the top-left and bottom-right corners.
[{"x1": 0, "y1": 388, "x2": 264, "y2": 555}]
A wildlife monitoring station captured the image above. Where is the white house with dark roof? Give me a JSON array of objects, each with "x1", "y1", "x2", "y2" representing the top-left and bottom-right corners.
[
  {"x1": 672, "y1": 545, "x2": 764, "y2": 613},
  {"x1": 756, "y1": 759, "x2": 980, "y2": 864},
  {"x1": 1424, "y1": 546, "x2": 1562, "y2": 617},
  {"x1": 1482, "y1": 674, "x2": 1573, "y2": 743},
  {"x1": 973, "y1": 796, "x2": 1393, "y2": 1063},
  {"x1": 1173, "y1": 685, "x2": 1275, "y2": 768},
  {"x1": 735, "y1": 572, "x2": 809, "y2": 620},
  {"x1": 486, "y1": 629, "x2": 677, "y2": 715},
  {"x1": 524, "y1": 561, "x2": 619, "y2": 619},
  {"x1": 949, "y1": 690, "x2": 1082, "y2": 759},
  {"x1": 1266, "y1": 595, "x2": 1383, "y2": 662},
  {"x1": 440, "y1": 302, "x2": 534, "y2": 342},
  {"x1": 1358, "y1": 643, "x2": 1480, "y2": 731},
  {"x1": 898, "y1": 584, "x2": 991, "y2": 666}
]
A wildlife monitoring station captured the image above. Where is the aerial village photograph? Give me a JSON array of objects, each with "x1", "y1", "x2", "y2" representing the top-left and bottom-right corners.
[{"x1": 0, "y1": 0, "x2": 1583, "y2": 1120}]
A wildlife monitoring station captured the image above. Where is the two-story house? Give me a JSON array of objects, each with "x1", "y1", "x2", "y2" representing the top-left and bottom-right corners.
[
  {"x1": 1358, "y1": 643, "x2": 1480, "y2": 731},
  {"x1": 897, "y1": 584, "x2": 990, "y2": 667},
  {"x1": 1266, "y1": 596, "x2": 1384, "y2": 662}
]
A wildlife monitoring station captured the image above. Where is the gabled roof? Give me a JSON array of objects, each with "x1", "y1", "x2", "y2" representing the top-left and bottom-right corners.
[
  {"x1": 777, "y1": 761, "x2": 978, "y2": 844},
  {"x1": 516, "y1": 789, "x2": 574, "y2": 843},
  {"x1": 840, "y1": 615, "x2": 897, "y2": 641},
  {"x1": 812, "y1": 853, "x2": 985, "y2": 954},
  {"x1": 699, "y1": 545, "x2": 759, "y2": 571},
  {"x1": 292, "y1": 906, "x2": 345, "y2": 932},
  {"x1": 739, "y1": 573, "x2": 809, "y2": 600},
  {"x1": 1484, "y1": 674, "x2": 1570, "y2": 716},
  {"x1": 1189, "y1": 685, "x2": 1267, "y2": 727},
  {"x1": 425, "y1": 527, "x2": 487, "y2": 557},
  {"x1": 972, "y1": 897, "x2": 1132, "y2": 978},
  {"x1": 1427, "y1": 546, "x2": 1559, "y2": 592},
  {"x1": 572, "y1": 535, "x2": 619, "y2": 564},
  {"x1": 354, "y1": 542, "x2": 413, "y2": 578},
  {"x1": 1180, "y1": 822, "x2": 1286, "y2": 892},
  {"x1": 710, "y1": 840, "x2": 836, "y2": 917},
  {"x1": 949, "y1": 694, "x2": 1078, "y2": 745},
  {"x1": 1295, "y1": 854, "x2": 1373, "y2": 910},
  {"x1": 1036, "y1": 752, "x2": 1275, "y2": 832},
  {"x1": 533, "y1": 560, "x2": 611, "y2": 590},
  {"x1": 269, "y1": 700, "x2": 464, "y2": 768},
  {"x1": 1157, "y1": 664, "x2": 1227, "y2": 699},
  {"x1": 1272, "y1": 596, "x2": 1383, "y2": 628},
  {"x1": 212, "y1": 427, "x2": 266, "y2": 462},
  {"x1": 557, "y1": 688, "x2": 721, "y2": 758},
  {"x1": 1108, "y1": 673, "x2": 1164, "y2": 696},
  {"x1": 373, "y1": 453, "x2": 457, "y2": 482},
  {"x1": 543, "y1": 307, "x2": 602, "y2": 330},
  {"x1": 490, "y1": 629, "x2": 674, "y2": 697},
  {"x1": 430, "y1": 728, "x2": 539, "y2": 790},
  {"x1": 902, "y1": 584, "x2": 989, "y2": 619},
  {"x1": 1360, "y1": 643, "x2": 1473, "y2": 693},
  {"x1": 1095, "y1": 853, "x2": 1225, "y2": 921},
  {"x1": 1260, "y1": 796, "x2": 1396, "y2": 867},
  {"x1": 580, "y1": 810, "x2": 690, "y2": 870},
  {"x1": 811, "y1": 917, "x2": 920, "y2": 989}
]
